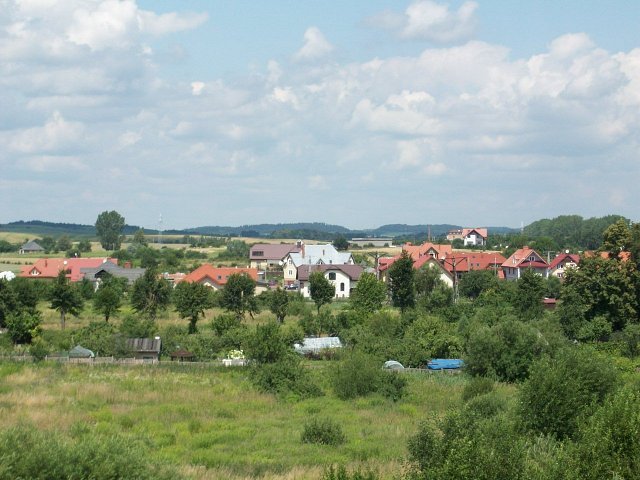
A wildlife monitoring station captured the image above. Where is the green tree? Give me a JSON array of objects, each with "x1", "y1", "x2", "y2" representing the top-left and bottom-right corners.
[
  {"x1": 458, "y1": 270, "x2": 499, "y2": 299},
  {"x1": 95, "y1": 210, "x2": 125, "y2": 250},
  {"x1": 77, "y1": 239, "x2": 92, "y2": 252},
  {"x1": 173, "y1": 281, "x2": 213, "y2": 333},
  {"x1": 332, "y1": 235, "x2": 349, "y2": 251},
  {"x1": 56, "y1": 235, "x2": 72, "y2": 252},
  {"x1": 519, "y1": 346, "x2": 619, "y2": 439},
  {"x1": 414, "y1": 265, "x2": 441, "y2": 297},
  {"x1": 309, "y1": 271, "x2": 334, "y2": 313},
  {"x1": 219, "y1": 273, "x2": 258, "y2": 319},
  {"x1": 350, "y1": 272, "x2": 386, "y2": 315},
  {"x1": 515, "y1": 268, "x2": 546, "y2": 321},
  {"x1": 5, "y1": 311, "x2": 41, "y2": 344},
  {"x1": 388, "y1": 250, "x2": 415, "y2": 313},
  {"x1": 130, "y1": 268, "x2": 172, "y2": 320},
  {"x1": 49, "y1": 270, "x2": 84, "y2": 330},
  {"x1": 93, "y1": 275, "x2": 124, "y2": 322},
  {"x1": 0, "y1": 279, "x2": 18, "y2": 328},
  {"x1": 601, "y1": 218, "x2": 632, "y2": 260},
  {"x1": 132, "y1": 228, "x2": 148, "y2": 246},
  {"x1": 269, "y1": 287, "x2": 289, "y2": 323}
]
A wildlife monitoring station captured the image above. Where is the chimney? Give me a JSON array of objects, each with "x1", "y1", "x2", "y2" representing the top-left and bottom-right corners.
[{"x1": 301, "y1": 243, "x2": 305, "y2": 259}]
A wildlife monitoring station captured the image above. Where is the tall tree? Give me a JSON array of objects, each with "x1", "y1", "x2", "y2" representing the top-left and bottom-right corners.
[
  {"x1": 601, "y1": 218, "x2": 632, "y2": 260},
  {"x1": 173, "y1": 281, "x2": 213, "y2": 333},
  {"x1": 49, "y1": 270, "x2": 84, "y2": 330},
  {"x1": 0, "y1": 279, "x2": 18, "y2": 328},
  {"x1": 219, "y1": 273, "x2": 258, "y2": 319},
  {"x1": 130, "y1": 268, "x2": 172, "y2": 320},
  {"x1": 309, "y1": 271, "x2": 334, "y2": 313},
  {"x1": 95, "y1": 210, "x2": 125, "y2": 250},
  {"x1": 269, "y1": 287, "x2": 290, "y2": 323},
  {"x1": 350, "y1": 272, "x2": 386, "y2": 315},
  {"x1": 132, "y1": 228, "x2": 148, "y2": 247},
  {"x1": 93, "y1": 274, "x2": 125, "y2": 322},
  {"x1": 515, "y1": 268, "x2": 546, "y2": 321},
  {"x1": 388, "y1": 250, "x2": 415, "y2": 313},
  {"x1": 332, "y1": 235, "x2": 349, "y2": 251}
]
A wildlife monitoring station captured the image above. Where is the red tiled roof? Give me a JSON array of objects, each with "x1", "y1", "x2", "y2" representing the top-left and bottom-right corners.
[
  {"x1": 19, "y1": 258, "x2": 118, "y2": 282},
  {"x1": 548, "y1": 253, "x2": 581, "y2": 270},
  {"x1": 501, "y1": 247, "x2": 548, "y2": 268},
  {"x1": 584, "y1": 251, "x2": 631, "y2": 262},
  {"x1": 462, "y1": 228, "x2": 488, "y2": 239},
  {"x1": 183, "y1": 264, "x2": 258, "y2": 286},
  {"x1": 403, "y1": 242, "x2": 453, "y2": 261},
  {"x1": 439, "y1": 251, "x2": 506, "y2": 274}
]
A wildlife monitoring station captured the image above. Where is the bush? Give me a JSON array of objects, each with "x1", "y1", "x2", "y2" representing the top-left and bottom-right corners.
[
  {"x1": 518, "y1": 346, "x2": 620, "y2": 439},
  {"x1": 322, "y1": 465, "x2": 379, "y2": 480},
  {"x1": 5, "y1": 311, "x2": 41, "y2": 344},
  {"x1": 211, "y1": 313, "x2": 242, "y2": 336},
  {"x1": 250, "y1": 356, "x2": 323, "y2": 398},
  {"x1": 301, "y1": 418, "x2": 346, "y2": 445},
  {"x1": 378, "y1": 372, "x2": 407, "y2": 402},
  {"x1": 462, "y1": 376, "x2": 495, "y2": 402},
  {"x1": 332, "y1": 351, "x2": 381, "y2": 400}
]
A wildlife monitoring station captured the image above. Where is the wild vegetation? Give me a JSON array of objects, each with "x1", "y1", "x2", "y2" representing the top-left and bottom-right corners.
[{"x1": 0, "y1": 215, "x2": 639, "y2": 478}]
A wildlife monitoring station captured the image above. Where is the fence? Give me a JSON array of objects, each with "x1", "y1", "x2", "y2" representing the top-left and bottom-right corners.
[{"x1": 0, "y1": 355, "x2": 245, "y2": 368}]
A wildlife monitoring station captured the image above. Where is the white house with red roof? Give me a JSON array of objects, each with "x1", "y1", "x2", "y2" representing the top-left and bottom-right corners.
[
  {"x1": 501, "y1": 247, "x2": 549, "y2": 280},
  {"x1": 439, "y1": 251, "x2": 506, "y2": 281},
  {"x1": 446, "y1": 228, "x2": 488, "y2": 246},
  {"x1": 548, "y1": 252, "x2": 580, "y2": 279},
  {"x1": 378, "y1": 242, "x2": 453, "y2": 282}
]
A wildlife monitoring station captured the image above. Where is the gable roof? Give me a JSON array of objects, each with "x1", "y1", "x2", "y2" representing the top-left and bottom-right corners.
[
  {"x1": 20, "y1": 240, "x2": 44, "y2": 252},
  {"x1": 462, "y1": 228, "x2": 488, "y2": 239},
  {"x1": 501, "y1": 247, "x2": 548, "y2": 269},
  {"x1": 19, "y1": 258, "x2": 118, "y2": 281},
  {"x1": 412, "y1": 256, "x2": 454, "y2": 281},
  {"x1": 250, "y1": 243, "x2": 300, "y2": 261},
  {"x1": 437, "y1": 251, "x2": 506, "y2": 274},
  {"x1": 548, "y1": 253, "x2": 581, "y2": 270},
  {"x1": 403, "y1": 242, "x2": 453, "y2": 261},
  {"x1": 287, "y1": 243, "x2": 352, "y2": 267},
  {"x1": 80, "y1": 261, "x2": 146, "y2": 284},
  {"x1": 297, "y1": 264, "x2": 364, "y2": 281},
  {"x1": 183, "y1": 264, "x2": 258, "y2": 286}
]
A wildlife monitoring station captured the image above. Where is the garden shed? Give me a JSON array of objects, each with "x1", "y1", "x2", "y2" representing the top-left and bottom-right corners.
[{"x1": 294, "y1": 337, "x2": 342, "y2": 355}]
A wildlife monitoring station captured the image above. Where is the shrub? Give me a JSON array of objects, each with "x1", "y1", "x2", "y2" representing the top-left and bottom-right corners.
[
  {"x1": 250, "y1": 356, "x2": 323, "y2": 398},
  {"x1": 518, "y1": 346, "x2": 620, "y2": 439},
  {"x1": 301, "y1": 417, "x2": 346, "y2": 445},
  {"x1": 322, "y1": 465, "x2": 379, "y2": 480},
  {"x1": 5, "y1": 311, "x2": 41, "y2": 344},
  {"x1": 211, "y1": 313, "x2": 242, "y2": 336},
  {"x1": 378, "y1": 372, "x2": 407, "y2": 402},
  {"x1": 462, "y1": 376, "x2": 495, "y2": 402},
  {"x1": 332, "y1": 351, "x2": 380, "y2": 400}
]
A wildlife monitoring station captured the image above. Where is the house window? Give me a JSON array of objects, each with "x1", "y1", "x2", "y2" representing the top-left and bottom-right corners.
[
  {"x1": 254, "y1": 251, "x2": 264, "y2": 257},
  {"x1": 529, "y1": 256, "x2": 535, "y2": 262},
  {"x1": 288, "y1": 270, "x2": 293, "y2": 275},
  {"x1": 328, "y1": 272, "x2": 336, "y2": 280},
  {"x1": 340, "y1": 282, "x2": 345, "y2": 291}
]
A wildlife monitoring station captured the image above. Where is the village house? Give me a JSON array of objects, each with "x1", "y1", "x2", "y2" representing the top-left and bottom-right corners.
[
  {"x1": 181, "y1": 264, "x2": 258, "y2": 290},
  {"x1": 19, "y1": 257, "x2": 119, "y2": 281},
  {"x1": 501, "y1": 246, "x2": 549, "y2": 280},
  {"x1": 19, "y1": 240, "x2": 44, "y2": 254},
  {"x1": 446, "y1": 228, "x2": 488, "y2": 247},
  {"x1": 378, "y1": 242, "x2": 453, "y2": 283},
  {"x1": 282, "y1": 242, "x2": 353, "y2": 285},
  {"x1": 548, "y1": 252, "x2": 580, "y2": 279},
  {"x1": 439, "y1": 251, "x2": 506, "y2": 281},
  {"x1": 297, "y1": 264, "x2": 364, "y2": 299},
  {"x1": 81, "y1": 260, "x2": 145, "y2": 285},
  {"x1": 249, "y1": 242, "x2": 301, "y2": 271}
]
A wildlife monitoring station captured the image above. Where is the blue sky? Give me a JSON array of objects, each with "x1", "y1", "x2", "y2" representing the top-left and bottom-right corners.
[{"x1": 1, "y1": 0, "x2": 639, "y2": 230}]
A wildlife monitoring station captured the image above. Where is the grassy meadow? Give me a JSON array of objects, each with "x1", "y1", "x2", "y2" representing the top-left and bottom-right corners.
[{"x1": 0, "y1": 361, "x2": 492, "y2": 479}]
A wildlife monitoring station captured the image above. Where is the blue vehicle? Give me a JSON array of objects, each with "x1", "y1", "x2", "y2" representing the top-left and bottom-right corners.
[{"x1": 427, "y1": 359, "x2": 464, "y2": 370}]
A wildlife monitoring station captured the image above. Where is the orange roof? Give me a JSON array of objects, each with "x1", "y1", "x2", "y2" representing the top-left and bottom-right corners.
[
  {"x1": 403, "y1": 242, "x2": 453, "y2": 261},
  {"x1": 19, "y1": 258, "x2": 118, "y2": 282},
  {"x1": 439, "y1": 251, "x2": 506, "y2": 274},
  {"x1": 584, "y1": 250, "x2": 631, "y2": 262},
  {"x1": 183, "y1": 264, "x2": 258, "y2": 286},
  {"x1": 501, "y1": 247, "x2": 548, "y2": 268},
  {"x1": 462, "y1": 228, "x2": 488, "y2": 238},
  {"x1": 548, "y1": 253, "x2": 581, "y2": 269}
]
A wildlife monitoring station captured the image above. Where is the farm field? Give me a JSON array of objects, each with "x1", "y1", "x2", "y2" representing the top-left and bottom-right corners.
[{"x1": 0, "y1": 361, "x2": 491, "y2": 479}]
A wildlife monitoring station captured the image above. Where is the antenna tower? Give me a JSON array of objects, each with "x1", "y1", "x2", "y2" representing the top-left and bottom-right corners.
[{"x1": 158, "y1": 213, "x2": 163, "y2": 245}]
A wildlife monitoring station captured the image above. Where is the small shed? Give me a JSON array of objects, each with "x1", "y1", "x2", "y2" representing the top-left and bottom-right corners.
[
  {"x1": 294, "y1": 337, "x2": 342, "y2": 355},
  {"x1": 19, "y1": 240, "x2": 44, "y2": 254},
  {"x1": 126, "y1": 337, "x2": 161, "y2": 361},
  {"x1": 68, "y1": 345, "x2": 95, "y2": 358},
  {"x1": 170, "y1": 348, "x2": 195, "y2": 362}
]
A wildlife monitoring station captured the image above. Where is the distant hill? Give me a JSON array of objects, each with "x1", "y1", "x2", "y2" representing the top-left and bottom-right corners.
[{"x1": 0, "y1": 220, "x2": 518, "y2": 241}]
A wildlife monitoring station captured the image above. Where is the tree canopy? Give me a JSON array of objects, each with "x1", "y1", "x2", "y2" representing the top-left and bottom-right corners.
[
  {"x1": 95, "y1": 210, "x2": 125, "y2": 250},
  {"x1": 388, "y1": 251, "x2": 415, "y2": 313},
  {"x1": 309, "y1": 271, "x2": 334, "y2": 313}
]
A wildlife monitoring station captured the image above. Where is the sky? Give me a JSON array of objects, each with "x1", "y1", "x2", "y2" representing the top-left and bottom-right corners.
[{"x1": 1, "y1": 0, "x2": 639, "y2": 231}]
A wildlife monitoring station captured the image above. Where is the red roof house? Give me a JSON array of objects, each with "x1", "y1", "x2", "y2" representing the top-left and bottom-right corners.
[
  {"x1": 548, "y1": 253, "x2": 580, "y2": 279},
  {"x1": 182, "y1": 264, "x2": 258, "y2": 290},
  {"x1": 501, "y1": 247, "x2": 548, "y2": 280},
  {"x1": 19, "y1": 258, "x2": 118, "y2": 282}
]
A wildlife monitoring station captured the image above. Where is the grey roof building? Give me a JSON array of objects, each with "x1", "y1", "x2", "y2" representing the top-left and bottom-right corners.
[
  {"x1": 81, "y1": 261, "x2": 146, "y2": 284},
  {"x1": 19, "y1": 240, "x2": 44, "y2": 254},
  {"x1": 126, "y1": 337, "x2": 162, "y2": 361}
]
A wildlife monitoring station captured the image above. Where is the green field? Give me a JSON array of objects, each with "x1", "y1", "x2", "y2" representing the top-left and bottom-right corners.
[{"x1": 0, "y1": 361, "x2": 481, "y2": 479}]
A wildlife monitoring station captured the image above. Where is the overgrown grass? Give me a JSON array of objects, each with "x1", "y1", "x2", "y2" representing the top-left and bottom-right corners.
[{"x1": 0, "y1": 362, "x2": 476, "y2": 479}]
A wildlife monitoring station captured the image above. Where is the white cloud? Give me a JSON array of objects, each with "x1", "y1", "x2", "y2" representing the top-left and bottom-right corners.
[
  {"x1": 191, "y1": 81, "x2": 205, "y2": 96},
  {"x1": 9, "y1": 111, "x2": 85, "y2": 154},
  {"x1": 293, "y1": 27, "x2": 334, "y2": 61},
  {"x1": 369, "y1": 0, "x2": 478, "y2": 44},
  {"x1": 308, "y1": 175, "x2": 329, "y2": 190}
]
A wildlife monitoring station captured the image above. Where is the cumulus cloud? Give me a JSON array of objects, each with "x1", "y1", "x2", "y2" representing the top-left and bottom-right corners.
[
  {"x1": 1, "y1": 0, "x2": 639, "y2": 227},
  {"x1": 368, "y1": 0, "x2": 478, "y2": 44},
  {"x1": 293, "y1": 27, "x2": 334, "y2": 61}
]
